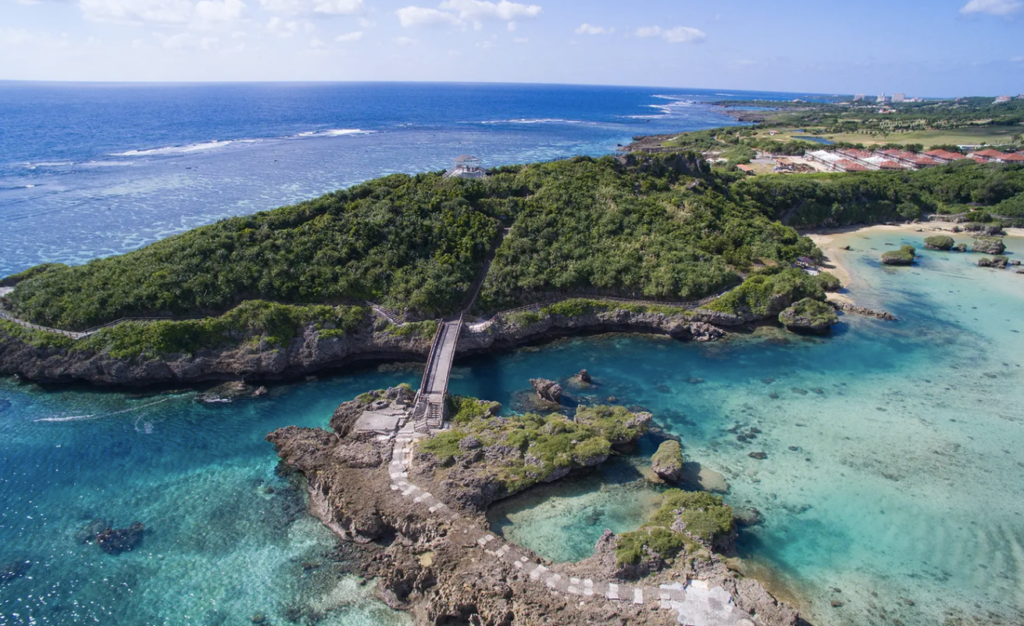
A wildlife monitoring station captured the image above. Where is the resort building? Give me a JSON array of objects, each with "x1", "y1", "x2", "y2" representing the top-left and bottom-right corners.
[
  {"x1": 443, "y1": 155, "x2": 487, "y2": 179},
  {"x1": 875, "y1": 149, "x2": 939, "y2": 169},
  {"x1": 924, "y1": 149, "x2": 967, "y2": 163},
  {"x1": 892, "y1": 93, "x2": 906, "y2": 103},
  {"x1": 994, "y1": 95, "x2": 1012, "y2": 104},
  {"x1": 968, "y1": 149, "x2": 1024, "y2": 163}
]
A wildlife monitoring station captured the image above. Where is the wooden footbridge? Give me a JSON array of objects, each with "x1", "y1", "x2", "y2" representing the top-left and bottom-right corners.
[{"x1": 412, "y1": 314, "x2": 463, "y2": 432}]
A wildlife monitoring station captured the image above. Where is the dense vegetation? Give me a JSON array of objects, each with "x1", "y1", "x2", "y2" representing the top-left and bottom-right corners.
[
  {"x1": 615, "y1": 490, "x2": 734, "y2": 566},
  {"x1": 417, "y1": 404, "x2": 647, "y2": 495},
  {"x1": 5, "y1": 174, "x2": 504, "y2": 329},
  {"x1": 3, "y1": 154, "x2": 825, "y2": 329},
  {"x1": 730, "y1": 161, "x2": 1024, "y2": 227},
  {"x1": 476, "y1": 156, "x2": 819, "y2": 311}
]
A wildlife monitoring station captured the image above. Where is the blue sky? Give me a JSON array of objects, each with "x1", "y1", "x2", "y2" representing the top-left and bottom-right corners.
[{"x1": 1, "y1": 0, "x2": 1022, "y2": 95}]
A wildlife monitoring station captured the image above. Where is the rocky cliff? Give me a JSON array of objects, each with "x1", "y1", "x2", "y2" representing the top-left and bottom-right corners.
[{"x1": 0, "y1": 306, "x2": 737, "y2": 386}]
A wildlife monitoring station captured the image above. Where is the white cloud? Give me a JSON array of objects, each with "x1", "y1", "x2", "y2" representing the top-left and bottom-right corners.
[
  {"x1": 476, "y1": 39, "x2": 495, "y2": 48},
  {"x1": 309, "y1": 36, "x2": 325, "y2": 47},
  {"x1": 960, "y1": 0, "x2": 1022, "y2": 15},
  {"x1": 335, "y1": 30, "x2": 363, "y2": 41},
  {"x1": 507, "y1": 20, "x2": 516, "y2": 31},
  {"x1": 78, "y1": 0, "x2": 245, "y2": 28},
  {"x1": 159, "y1": 31, "x2": 220, "y2": 49},
  {"x1": 513, "y1": 36, "x2": 527, "y2": 43},
  {"x1": 259, "y1": 0, "x2": 363, "y2": 15},
  {"x1": 437, "y1": 0, "x2": 540, "y2": 21},
  {"x1": 636, "y1": 25, "x2": 705, "y2": 43},
  {"x1": 266, "y1": 16, "x2": 314, "y2": 35},
  {"x1": 397, "y1": 0, "x2": 539, "y2": 29},
  {"x1": 396, "y1": 6, "x2": 459, "y2": 27},
  {"x1": 394, "y1": 35, "x2": 417, "y2": 45},
  {"x1": 575, "y1": 23, "x2": 612, "y2": 35}
]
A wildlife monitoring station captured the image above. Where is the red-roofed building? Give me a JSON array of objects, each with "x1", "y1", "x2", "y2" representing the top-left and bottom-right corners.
[
  {"x1": 969, "y1": 149, "x2": 1005, "y2": 162},
  {"x1": 1001, "y1": 152, "x2": 1024, "y2": 162},
  {"x1": 879, "y1": 160, "x2": 903, "y2": 170},
  {"x1": 970, "y1": 156, "x2": 989, "y2": 164},
  {"x1": 924, "y1": 150, "x2": 967, "y2": 163},
  {"x1": 836, "y1": 159, "x2": 868, "y2": 172}
]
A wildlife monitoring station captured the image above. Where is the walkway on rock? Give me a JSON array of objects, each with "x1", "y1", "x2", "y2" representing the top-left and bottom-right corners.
[{"x1": 387, "y1": 426, "x2": 756, "y2": 626}]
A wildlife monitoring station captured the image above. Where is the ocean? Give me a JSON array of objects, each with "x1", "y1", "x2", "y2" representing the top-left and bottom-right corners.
[{"x1": 3, "y1": 83, "x2": 1022, "y2": 626}]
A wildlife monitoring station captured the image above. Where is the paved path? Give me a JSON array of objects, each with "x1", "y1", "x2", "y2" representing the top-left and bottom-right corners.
[{"x1": 387, "y1": 428, "x2": 755, "y2": 626}]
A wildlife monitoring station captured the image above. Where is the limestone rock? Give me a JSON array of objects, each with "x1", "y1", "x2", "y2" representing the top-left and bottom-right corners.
[
  {"x1": 530, "y1": 378, "x2": 562, "y2": 404},
  {"x1": 978, "y1": 256, "x2": 1008, "y2": 269},
  {"x1": 923, "y1": 235, "x2": 954, "y2": 251},
  {"x1": 651, "y1": 440, "x2": 684, "y2": 482},
  {"x1": 778, "y1": 298, "x2": 838, "y2": 335},
  {"x1": 881, "y1": 245, "x2": 916, "y2": 266},
  {"x1": 972, "y1": 237, "x2": 1006, "y2": 255}
]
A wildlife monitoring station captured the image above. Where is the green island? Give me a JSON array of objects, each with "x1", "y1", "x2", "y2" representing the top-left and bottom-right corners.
[{"x1": 0, "y1": 108, "x2": 1022, "y2": 384}]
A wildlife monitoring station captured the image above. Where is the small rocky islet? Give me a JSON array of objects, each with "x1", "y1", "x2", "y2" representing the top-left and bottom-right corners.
[{"x1": 267, "y1": 384, "x2": 802, "y2": 626}]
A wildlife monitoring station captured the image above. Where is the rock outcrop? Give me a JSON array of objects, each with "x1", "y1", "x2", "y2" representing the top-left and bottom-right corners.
[
  {"x1": 972, "y1": 237, "x2": 1006, "y2": 255},
  {"x1": 923, "y1": 235, "x2": 955, "y2": 251},
  {"x1": 978, "y1": 256, "x2": 1009, "y2": 269},
  {"x1": 832, "y1": 302, "x2": 898, "y2": 321},
  {"x1": 651, "y1": 440, "x2": 684, "y2": 482},
  {"x1": 529, "y1": 378, "x2": 563, "y2": 404},
  {"x1": 881, "y1": 245, "x2": 916, "y2": 266},
  {"x1": 778, "y1": 298, "x2": 839, "y2": 334}
]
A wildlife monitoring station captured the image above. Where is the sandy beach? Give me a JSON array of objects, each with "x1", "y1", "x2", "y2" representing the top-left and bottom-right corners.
[{"x1": 804, "y1": 221, "x2": 1024, "y2": 306}]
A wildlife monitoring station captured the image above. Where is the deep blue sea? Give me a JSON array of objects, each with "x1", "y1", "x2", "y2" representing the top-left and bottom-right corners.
[
  {"x1": 0, "y1": 81, "x2": 821, "y2": 277},
  {"x1": 3, "y1": 83, "x2": 1023, "y2": 626}
]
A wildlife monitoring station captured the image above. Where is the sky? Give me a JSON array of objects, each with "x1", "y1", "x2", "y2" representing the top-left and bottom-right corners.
[{"x1": 0, "y1": 0, "x2": 1022, "y2": 95}]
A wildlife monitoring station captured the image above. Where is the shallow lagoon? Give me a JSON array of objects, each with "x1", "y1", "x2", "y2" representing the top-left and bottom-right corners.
[{"x1": 2, "y1": 231, "x2": 1023, "y2": 625}]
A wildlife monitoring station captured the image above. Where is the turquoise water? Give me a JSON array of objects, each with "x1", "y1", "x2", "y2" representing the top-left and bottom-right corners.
[
  {"x1": 0, "y1": 369, "x2": 421, "y2": 626},
  {"x1": 457, "y1": 230, "x2": 1024, "y2": 626},
  {"x1": 3, "y1": 232, "x2": 1024, "y2": 625}
]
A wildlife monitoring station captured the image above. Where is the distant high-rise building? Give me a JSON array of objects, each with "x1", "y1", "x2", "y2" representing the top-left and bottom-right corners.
[
  {"x1": 877, "y1": 93, "x2": 889, "y2": 103},
  {"x1": 853, "y1": 94, "x2": 865, "y2": 101},
  {"x1": 893, "y1": 93, "x2": 906, "y2": 103}
]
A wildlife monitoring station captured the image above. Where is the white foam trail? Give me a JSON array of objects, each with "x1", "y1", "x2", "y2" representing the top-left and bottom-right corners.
[
  {"x1": 35, "y1": 414, "x2": 96, "y2": 423},
  {"x1": 35, "y1": 396, "x2": 181, "y2": 423}
]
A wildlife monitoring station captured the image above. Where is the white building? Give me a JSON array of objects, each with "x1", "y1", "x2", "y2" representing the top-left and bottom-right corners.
[
  {"x1": 892, "y1": 93, "x2": 906, "y2": 103},
  {"x1": 443, "y1": 155, "x2": 487, "y2": 180}
]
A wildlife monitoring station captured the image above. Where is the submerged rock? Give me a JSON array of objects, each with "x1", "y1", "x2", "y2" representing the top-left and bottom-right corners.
[
  {"x1": 0, "y1": 560, "x2": 30, "y2": 583},
  {"x1": 651, "y1": 440, "x2": 684, "y2": 482},
  {"x1": 530, "y1": 378, "x2": 563, "y2": 404},
  {"x1": 196, "y1": 381, "x2": 255, "y2": 403},
  {"x1": 953, "y1": 243, "x2": 968, "y2": 253},
  {"x1": 778, "y1": 298, "x2": 839, "y2": 335},
  {"x1": 95, "y1": 522, "x2": 145, "y2": 555}
]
